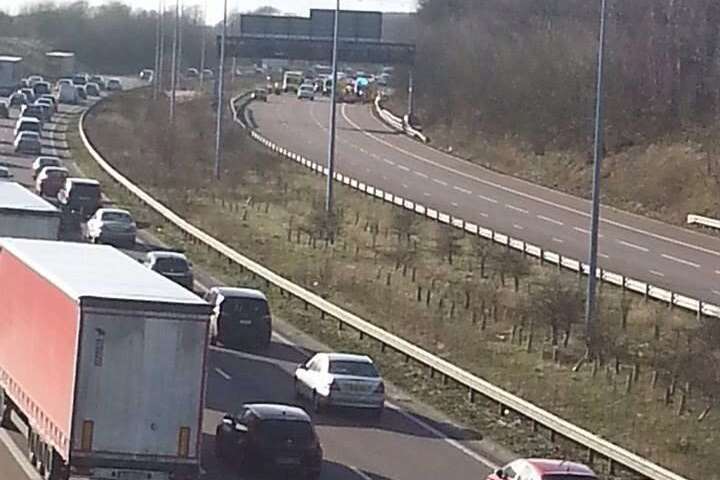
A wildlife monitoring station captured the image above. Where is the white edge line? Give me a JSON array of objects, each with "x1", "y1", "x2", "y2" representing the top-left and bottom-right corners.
[
  {"x1": 387, "y1": 401, "x2": 500, "y2": 470},
  {"x1": 0, "y1": 429, "x2": 42, "y2": 480},
  {"x1": 350, "y1": 466, "x2": 375, "y2": 480}
]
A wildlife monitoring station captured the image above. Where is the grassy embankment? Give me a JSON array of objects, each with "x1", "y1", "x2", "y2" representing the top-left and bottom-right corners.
[{"x1": 73, "y1": 88, "x2": 719, "y2": 479}]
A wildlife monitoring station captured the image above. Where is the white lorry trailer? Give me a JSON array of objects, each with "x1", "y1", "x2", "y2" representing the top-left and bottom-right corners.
[
  {"x1": 0, "y1": 238, "x2": 211, "y2": 480},
  {"x1": 0, "y1": 181, "x2": 61, "y2": 240}
]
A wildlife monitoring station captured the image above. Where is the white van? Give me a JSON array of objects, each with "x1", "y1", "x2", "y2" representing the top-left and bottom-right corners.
[{"x1": 58, "y1": 83, "x2": 78, "y2": 104}]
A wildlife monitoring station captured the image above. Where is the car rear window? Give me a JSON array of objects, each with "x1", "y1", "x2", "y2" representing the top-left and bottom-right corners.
[
  {"x1": 221, "y1": 298, "x2": 269, "y2": 317},
  {"x1": 20, "y1": 122, "x2": 40, "y2": 132},
  {"x1": 256, "y1": 420, "x2": 315, "y2": 446},
  {"x1": 71, "y1": 184, "x2": 100, "y2": 197},
  {"x1": 102, "y1": 212, "x2": 132, "y2": 223},
  {"x1": 543, "y1": 475, "x2": 597, "y2": 480},
  {"x1": 154, "y1": 257, "x2": 189, "y2": 273},
  {"x1": 329, "y1": 360, "x2": 379, "y2": 377}
]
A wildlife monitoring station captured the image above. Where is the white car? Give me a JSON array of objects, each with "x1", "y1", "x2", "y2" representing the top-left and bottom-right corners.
[
  {"x1": 86, "y1": 208, "x2": 137, "y2": 247},
  {"x1": 297, "y1": 84, "x2": 315, "y2": 101},
  {"x1": 14, "y1": 131, "x2": 42, "y2": 154},
  {"x1": 32, "y1": 156, "x2": 62, "y2": 179},
  {"x1": 14, "y1": 116, "x2": 41, "y2": 138},
  {"x1": 294, "y1": 353, "x2": 385, "y2": 416}
]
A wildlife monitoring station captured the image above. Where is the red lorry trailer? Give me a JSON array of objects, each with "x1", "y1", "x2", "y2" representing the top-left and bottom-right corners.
[{"x1": 0, "y1": 238, "x2": 211, "y2": 480}]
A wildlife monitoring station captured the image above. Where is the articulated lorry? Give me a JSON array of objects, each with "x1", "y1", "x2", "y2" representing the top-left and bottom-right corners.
[
  {"x1": 0, "y1": 182, "x2": 61, "y2": 240},
  {"x1": 0, "y1": 238, "x2": 211, "y2": 480}
]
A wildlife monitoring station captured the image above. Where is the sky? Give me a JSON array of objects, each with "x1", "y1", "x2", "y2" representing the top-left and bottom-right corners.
[{"x1": 0, "y1": 0, "x2": 418, "y2": 24}]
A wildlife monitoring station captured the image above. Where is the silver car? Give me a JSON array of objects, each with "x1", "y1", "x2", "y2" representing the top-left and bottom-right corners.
[
  {"x1": 86, "y1": 208, "x2": 137, "y2": 247},
  {"x1": 297, "y1": 84, "x2": 315, "y2": 101},
  {"x1": 14, "y1": 131, "x2": 42, "y2": 154},
  {"x1": 294, "y1": 353, "x2": 385, "y2": 416}
]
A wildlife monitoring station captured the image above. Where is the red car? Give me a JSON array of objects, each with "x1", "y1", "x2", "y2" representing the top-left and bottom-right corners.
[{"x1": 489, "y1": 459, "x2": 597, "y2": 480}]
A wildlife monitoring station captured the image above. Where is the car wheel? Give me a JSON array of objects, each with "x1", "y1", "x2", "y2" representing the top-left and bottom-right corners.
[
  {"x1": 214, "y1": 432, "x2": 225, "y2": 460},
  {"x1": 312, "y1": 391, "x2": 324, "y2": 414},
  {"x1": 294, "y1": 377, "x2": 302, "y2": 399},
  {"x1": 371, "y1": 405, "x2": 384, "y2": 420}
]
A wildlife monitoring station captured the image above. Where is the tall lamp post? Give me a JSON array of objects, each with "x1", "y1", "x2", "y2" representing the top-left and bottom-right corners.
[
  {"x1": 169, "y1": 0, "x2": 179, "y2": 123},
  {"x1": 325, "y1": 0, "x2": 340, "y2": 213},
  {"x1": 214, "y1": 0, "x2": 228, "y2": 180},
  {"x1": 583, "y1": 0, "x2": 609, "y2": 358}
]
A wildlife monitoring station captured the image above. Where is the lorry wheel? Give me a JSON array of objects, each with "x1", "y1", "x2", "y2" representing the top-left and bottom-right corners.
[
  {"x1": 27, "y1": 430, "x2": 37, "y2": 467},
  {"x1": 0, "y1": 388, "x2": 7, "y2": 426},
  {"x1": 214, "y1": 437, "x2": 225, "y2": 460},
  {"x1": 42, "y1": 447, "x2": 53, "y2": 480}
]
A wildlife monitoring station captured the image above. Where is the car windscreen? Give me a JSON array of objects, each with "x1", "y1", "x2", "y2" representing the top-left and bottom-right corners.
[
  {"x1": 256, "y1": 420, "x2": 315, "y2": 446},
  {"x1": 328, "y1": 360, "x2": 379, "y2": 377},
  {"x1": 154, "y1": 256, "x2": 189, "y2": 273},
  {"x1": 102, "y1": 212, "x2": 132, "y2": 223},
  {"x1": 220, "y1": 298, "x2": 269, "y2": 318}
]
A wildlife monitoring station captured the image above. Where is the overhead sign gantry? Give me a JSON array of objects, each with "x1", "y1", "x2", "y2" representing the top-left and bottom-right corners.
[{"x1": 217, "y1": 9, "x2": 416, "y2": 65}]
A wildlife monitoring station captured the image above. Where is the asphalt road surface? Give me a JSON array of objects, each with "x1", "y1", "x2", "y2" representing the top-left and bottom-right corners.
[
  {"x1": 0, "y1": 83, "x2": 502, "y2": 480},
  {"x1": 250, "y1": 94, "x2": 720, "y2": 306}
]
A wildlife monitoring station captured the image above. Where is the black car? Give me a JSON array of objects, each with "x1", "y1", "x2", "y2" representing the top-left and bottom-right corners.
[
  {"x1": 0, "y1": 101, "x2": 8, "y2": 119},
  {"x1": 215, "y1": 403, "x2": 322, "y2": 479},
  {"x1": 143, "y1": 251, "x2": 194, "y2": 290},
  {"x1": 205, "y1": 287, "x2": 272, "y2": 348}
]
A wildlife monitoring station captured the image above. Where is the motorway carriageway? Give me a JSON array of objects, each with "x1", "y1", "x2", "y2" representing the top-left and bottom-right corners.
[
  {"x1": 250, "y1": 95, "x2": 720, "y2": 306},
  {"x1": 0, "y1": 89, "x2": 506, "y2": 479}
]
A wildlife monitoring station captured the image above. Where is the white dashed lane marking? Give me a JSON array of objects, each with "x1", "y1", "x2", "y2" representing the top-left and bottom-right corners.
[
  {"x1": 661, "y1": 254, "x2": 700, "y2": 269},
  {"x1": 398, "y1": 164, "x2": 411, "y2": 172},
  {"x1": 513, "y1": 224, "x2": 524, "y2": 230},
  {"x1": 618, "y1": 240, "x2": 649, "y2": 253},
  {"x1": 214, "y1": 368, "x2": 231, "y2": 380},
  {"x1": 650, "y1": 270, "x2": 665, "y2": 277},
  {"x1": 506, "y1": 204, "x2": 529, "y2": 214},
  {"x1": 537, "y1": 215, "x2": 563, "y2": 226},
  {"x1": 415, "y1": 171, "x2": 429, "y2": 179},
  {"x1": 453, "y1": 186, "x2": 472, "y2": 195},
  {"x1": 433, "y1": 178, "x2": 449, "y2": 187},
  {"x1": 552, "y1": 237, "x2": 565, "y2": 244},
  {"x1": 478, "y1": 195, "x2": 498, "y2": 204}
]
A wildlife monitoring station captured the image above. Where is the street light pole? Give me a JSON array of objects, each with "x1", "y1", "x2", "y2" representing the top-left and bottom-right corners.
[
  {"x1": 153, "y1": 0, "x2": 161, "y2": 100},
  {"x1": 325, "y1": 0, "x2": 340, "y2": 213},
  {"x1": 214, "y1": 0, "x2": 228, "y2": 180},
  {"x1": 169, "y1": 0, "x2": 179, "y2": 123},
  {"x1": 199, "y1": 0, "x2": 207, "y2": 86},
  {"x1": 158, "y1": 0, "x2": 165, "y2": 93},
  {"x1": 583, "y1": 0, "x2": 609, "y2": 358}
]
